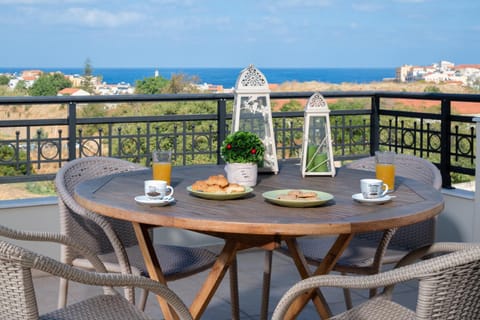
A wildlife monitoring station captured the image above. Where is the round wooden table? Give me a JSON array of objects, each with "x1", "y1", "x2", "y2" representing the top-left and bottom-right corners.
[{"x1": 74, "y1": 161, "x2": 444, "y2": 319}]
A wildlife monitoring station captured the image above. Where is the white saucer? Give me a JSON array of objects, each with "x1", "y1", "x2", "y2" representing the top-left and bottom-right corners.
[
  {"x1": 352, "y1": 193, "x2": 393, "y2": 204},
  {"x1": 134, "y1": 195, "x2": 175, "y2": 206}
]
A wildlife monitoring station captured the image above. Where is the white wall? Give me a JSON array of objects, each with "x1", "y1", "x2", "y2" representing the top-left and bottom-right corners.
[
  {"x1": 0, "y1": 197, "x2": 223, "y2": 259},
  {"x1": 437, "y1": 189, "x2": 476, "y2": 242}
]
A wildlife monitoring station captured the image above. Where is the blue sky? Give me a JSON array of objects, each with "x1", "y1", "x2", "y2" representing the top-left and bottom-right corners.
[{"x1": 0, "y1": 0, "x2": 478, "y2": 68}]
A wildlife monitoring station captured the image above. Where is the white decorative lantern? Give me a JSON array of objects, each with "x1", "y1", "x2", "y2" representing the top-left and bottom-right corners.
[
  {"x1": 232, "y1": 65, "x2": 279, "y2": 174},
  {"x1": 301, "y1": 92, "x2": 335, "y2": 177}
]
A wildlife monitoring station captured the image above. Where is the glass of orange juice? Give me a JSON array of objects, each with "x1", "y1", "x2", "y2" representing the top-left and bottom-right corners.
[
  {"x1": 375, "y1": 151, "x2": 395, "y2": 191},
  {"x1": 152, "y1": 150, "x2": 172, "y2": 185}
]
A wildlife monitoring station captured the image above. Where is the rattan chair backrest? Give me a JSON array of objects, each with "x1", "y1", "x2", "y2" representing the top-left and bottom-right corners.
[
  {"x1": 0, "y1": 241, "x2": 39, "y2": 320},
  {"x1": 346, "y1": 154, "x2": 442, "y2": 249},
  {"x1": 55, "y1": 157, "x2": 145, "y2": 259}
]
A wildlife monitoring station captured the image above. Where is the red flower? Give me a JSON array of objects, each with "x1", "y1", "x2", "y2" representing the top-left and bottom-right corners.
[
  {"x1": 227, "y1": 144, "x2": 232, "y2": 149},
  {"x1": 251, "y1": 148, "x2": 257, "y2": 154}
]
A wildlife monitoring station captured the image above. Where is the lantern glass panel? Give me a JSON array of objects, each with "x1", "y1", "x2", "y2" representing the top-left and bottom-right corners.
[
  {"x1": 306, "y1": 116, "x2": 329, "y2": 173},
  {"x1": 238, "y1": 96, "x2": 268, "y2": 140}
]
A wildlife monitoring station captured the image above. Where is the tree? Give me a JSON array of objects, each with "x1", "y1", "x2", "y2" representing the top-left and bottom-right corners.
[
  {"x1": 0, "y1": 145, "x2": 30, "y2": 176},
  {"x1": 80, "y1": 58, "x2": 95, "y2": 94},
  {"x1": 166, "y1": 73, "x2": 199, "y2": 93},
  {"x1": 29, "y1": 73, "x2": 72, "y2": 96},
  {"x1": 135, "y1": 76, "x2": 169, "y2": 94},
  {"x1": 13, "y1": 80, "x2": 29, "y2": 96},
  {"x1": 0, "y1": 75, "x2": 9, "y2": 85}
]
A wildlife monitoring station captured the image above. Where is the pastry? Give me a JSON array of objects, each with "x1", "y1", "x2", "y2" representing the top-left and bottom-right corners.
[
  {"x1": 277, "y1": 194, "x2": 298, "y2": 200},
  {"x1": 192, "y1": 175, "x2": 246, "y2": 194},
  {"x1": 191, "y1": 180, "x2": 208, "y2": 192},
  {"x1": 223, "y1": 183, "x2": 245, "y2": 193},
  {"x1": 278, "y1": 190, "x2": 319, "y2": 200},
  {"x1": 206, "y1": 174, "x2": 229, "y2": 187}
]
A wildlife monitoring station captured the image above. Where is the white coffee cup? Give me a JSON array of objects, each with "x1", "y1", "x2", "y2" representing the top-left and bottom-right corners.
[
  {"x1": 144, "y1": 180, "x2": 174, "y2": 200},
  {"x1": 360, "y1": 178, "x2": 388, "y2": 199}
]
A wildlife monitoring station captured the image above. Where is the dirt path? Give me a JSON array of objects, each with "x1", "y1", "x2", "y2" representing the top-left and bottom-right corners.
[{"x1": 0, "y1": 183, "x2": 46, "y2": 200}]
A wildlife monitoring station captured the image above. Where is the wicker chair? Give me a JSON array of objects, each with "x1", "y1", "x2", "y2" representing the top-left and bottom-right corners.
[
  {"x1": 55, "y1": 156, "x2": 238, "y2": 316},
  {"x1": 0, "y1": 237, "x2": 193, "y2": 320},
  {"x1": 274, "y1": 154, "x2": 442, "y2": 310},
  {"x1": 272, "y1": 242, "x2": 480, "y2": 320}
]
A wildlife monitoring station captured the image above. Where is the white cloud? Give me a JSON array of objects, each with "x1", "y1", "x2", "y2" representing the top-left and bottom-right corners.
[
  {"x1": 268, "y1": 0, "x2": 331, "y2": 9},
  {"x1": 352, "y1": 3, "x2": 383, "y2": 12},
  {"x1": 45, "y1": 8, "x2": 144, "y2": 28}
]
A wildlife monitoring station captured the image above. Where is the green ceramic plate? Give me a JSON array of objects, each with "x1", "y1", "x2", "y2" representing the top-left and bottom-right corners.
[
  {"x1": 187, "y1": 186, "x2": 254, "y2": 200},
  {"x1": 262, "y1": 189, "x2": 334, "y2": 208}
]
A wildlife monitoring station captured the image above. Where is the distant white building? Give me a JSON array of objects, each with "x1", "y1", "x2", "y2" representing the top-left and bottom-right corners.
[
  {"x1": 396, "y1": 60, "x2": 480, "y2": 87},
  {"x1": 94, "y1": 82, "x2": 134, "y2": 95}
]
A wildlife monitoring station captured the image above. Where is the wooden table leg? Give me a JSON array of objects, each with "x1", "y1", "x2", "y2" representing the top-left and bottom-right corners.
[
  {"x1": 189, "y1": 239, "x2": 240, "y2": 320},
  {"x1": 285, "y1": 238, "x2": 331, "y2": 318},
  {"x1": 132, "y1": 222, "x2": 178, "y2": 320},
  {"x1": 284, "y1": 233, "x2": 354, "y2": 320}
]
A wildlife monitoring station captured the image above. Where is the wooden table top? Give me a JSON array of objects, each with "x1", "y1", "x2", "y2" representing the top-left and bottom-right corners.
[{"x1": 74, "y1": 161, "x2": 444, "y2": 238}]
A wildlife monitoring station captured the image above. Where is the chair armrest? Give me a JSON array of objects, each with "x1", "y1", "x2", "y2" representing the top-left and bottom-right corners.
[
  {"x1": 272, "y1": 242, "x2": 480, "y2": 320},
  {"x1": 0, "y1": 224, "x2": 107, "y2": 273},
  {"x1": 31, "y1": 253, "x2": 192, "y2": 320}
]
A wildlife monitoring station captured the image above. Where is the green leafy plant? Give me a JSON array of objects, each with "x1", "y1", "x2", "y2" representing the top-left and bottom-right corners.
[{"x1": 220, "y1": 131, "x2": 265, "y2": 164}]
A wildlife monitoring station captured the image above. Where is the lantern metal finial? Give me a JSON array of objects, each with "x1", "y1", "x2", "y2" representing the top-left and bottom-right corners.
[
  {"x1": 301, "y1": 92, "x2": 335, "y2": 177},
  {"x1": 232, "y1": 65, "x2": 278, "y2": 174}
]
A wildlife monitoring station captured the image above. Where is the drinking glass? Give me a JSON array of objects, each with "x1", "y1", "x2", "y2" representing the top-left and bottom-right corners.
[
  {"x1": 152, "y1": 150, "x2": 172, "y2": 185},
  {"x1": 375, "y1": 151, "x2": 395, "y2": 191}
]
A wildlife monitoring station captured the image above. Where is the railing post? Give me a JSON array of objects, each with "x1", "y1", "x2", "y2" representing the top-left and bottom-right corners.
[
  {"x1": 217, "y1": 99, "x2": 227, "y2": 164},
  {"x1": 440, "y1": 98, "x2": 452, "y2": 188},
  {"x1": 473, "y1": 117, "x2": 480, "y2": 242},
  {"x1": 370, "y1": 95, "x2": 380, "y2": 155},
  {"x1": 67, "y1": 101, "x2": 77, "y2": 161}
]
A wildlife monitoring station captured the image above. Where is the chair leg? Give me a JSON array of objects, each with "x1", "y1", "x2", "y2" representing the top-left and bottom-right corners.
[
  {"x1": 341, "y1": 272, "x2": 353, "y2": 310},
  {"x1": 229, "y1": 256, "x2": 240, "y2": 320},
  {"x1": 342, "y1": 288, "x2": 353, "y2": 310},
  {"x1": 58, "y1": 277, "x2": 69, "y2": 308},
  {"x1": 138, "y1": 288, "x2": 149, "y2": 311},
  {"x1": 260, "y1": 250, "x2": 273, "y2": 320}
]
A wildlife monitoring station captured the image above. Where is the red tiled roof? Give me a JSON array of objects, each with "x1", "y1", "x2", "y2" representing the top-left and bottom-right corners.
[
  {"x1": 58, "y1": 88, "x2": 79, "y2": 95},
  {"x1": 455, "y1": 64, "x2": 480, "y2": 69}
]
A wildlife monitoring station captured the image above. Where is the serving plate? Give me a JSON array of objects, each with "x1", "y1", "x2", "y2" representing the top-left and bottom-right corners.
[
  {"x1": 262, "y1": 189, "x2": 334, "y2": 208},
  {"x1": 134, "y1": 195, "x2": 175, "y2": 206},
  {"x1": 352, "y1": 193, "x2": 393, "y2": 204},
  {"x1": 186, "y1": 186, "x2": 254, "y2": 200}
]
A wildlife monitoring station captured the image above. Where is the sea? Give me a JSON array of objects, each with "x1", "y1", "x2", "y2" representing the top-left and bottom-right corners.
[{"x1": 0, "y1": 67, "x2": 396, "y2": 88}]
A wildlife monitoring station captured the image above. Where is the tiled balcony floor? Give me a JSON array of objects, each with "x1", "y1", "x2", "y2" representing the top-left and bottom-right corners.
[{"x1": 33, "y1": 248, "x2": 418, "y2": 319}]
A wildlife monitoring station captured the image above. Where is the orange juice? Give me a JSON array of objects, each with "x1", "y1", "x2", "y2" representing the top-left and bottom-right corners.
[
  {"x1": 153, "y1": 162, "x2": 172, "y2": 185},
  {"x1": 376, "y1": 163, "x2": 395, "y2": 191}
]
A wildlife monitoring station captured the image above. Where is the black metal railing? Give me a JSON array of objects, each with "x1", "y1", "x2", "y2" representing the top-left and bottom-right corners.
[{"x1": 1, "y1": 91, "x2": 479, "y2": 188}]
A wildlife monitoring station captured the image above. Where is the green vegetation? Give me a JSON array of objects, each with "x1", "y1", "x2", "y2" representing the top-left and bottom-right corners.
[
  {"x1": 134, "y1": 73, "x2": 199, "y2": 94},
  {"x1": 29, "y1": 73, "x2": 72, "y2": 96},
  {"x1": 135, "y1": 76, "x2": 169, "y2": 94},
  {"x1": 80, "y1": 58, "x2": 95, "y2": 94},
  {"x1": 26, "y1": 181, "x2": 56, "y2": 196},
  {"x1": 424, "y1": 85, "x2": 441, "y2": 93},
  {"x1": 0, "y1": 75, "x2": 9, "y2": 85},
  {"x1": 0, "y1": 145, "x2": 31, "y2": 176},
  {"x1": 221, "y1": 131, "x2": 265, "y2": 164}
]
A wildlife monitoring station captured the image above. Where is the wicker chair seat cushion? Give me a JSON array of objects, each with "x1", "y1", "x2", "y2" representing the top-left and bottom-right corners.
[
  {"x1": 294, "y1": 236, "x2": 408, "y2": 269},
  {"x1": 40, "y1": 295, "x2": 152, "y2": 320},
  {"x1": 330, "y1": 296, "x2": 415, "y2": 320},
  {"x1": 98, "y1": 244, "x2": 216, "y2": 280}
]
